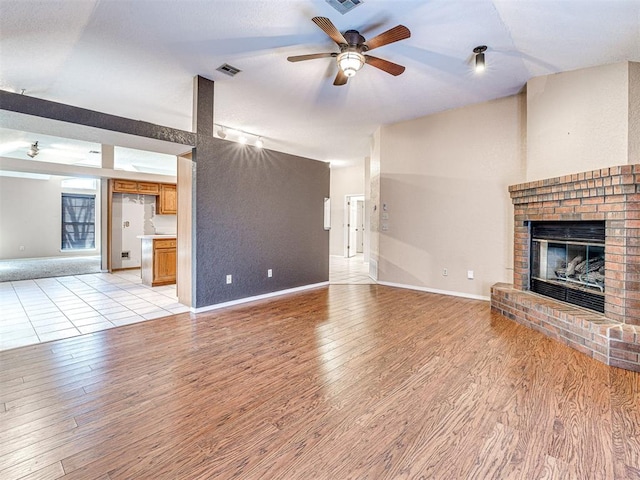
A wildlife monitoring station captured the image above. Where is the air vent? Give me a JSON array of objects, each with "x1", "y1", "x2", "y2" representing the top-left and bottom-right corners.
[
  {"x1": 325, "y1": 0, "x2": 363, "y2": 15},
  {"x1": 216, "y1": 63, "x2": 242, "y2": 77}
]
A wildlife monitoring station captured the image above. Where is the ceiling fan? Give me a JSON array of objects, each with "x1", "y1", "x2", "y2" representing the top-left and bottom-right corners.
[{"x1": 287, "y1": 17, "x2": 411, "y2": 86}]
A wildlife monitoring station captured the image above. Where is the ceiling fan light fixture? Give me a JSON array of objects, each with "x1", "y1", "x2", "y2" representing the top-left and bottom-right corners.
[
  {"x1": 473, "y1": 45, "x2": 487, "y2": 73},
  {"x1": 27, "y1": 141, "x2": 39, "y2": 158},
  {"x1": 337, "y1": 51, "x2": 365, "y2": 77}
]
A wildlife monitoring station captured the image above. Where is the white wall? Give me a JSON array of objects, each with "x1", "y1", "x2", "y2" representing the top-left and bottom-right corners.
[
  {"x1": 0, "y1": 174, "x2": 101, "y2": 259},
  {"x1": 329, "y1": 160, "x2": 365, "y2": 256},
  {"x1": 376, "y1": 94, "x2": 526, "y2": 299},
  {"x1": 363, "y1": 155, "x2": 371, "y2": 263},
  {"x1": 369, "y1": 129, "x2": 381, "y2": 280},
  {"x1": 526, "y1": 62, "x2": 632, "y2": 181}
]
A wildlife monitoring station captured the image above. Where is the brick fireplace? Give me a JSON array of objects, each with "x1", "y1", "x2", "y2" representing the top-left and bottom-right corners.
[{"x1": 491, "y1": 164, "x2": 640, "y2": 371}]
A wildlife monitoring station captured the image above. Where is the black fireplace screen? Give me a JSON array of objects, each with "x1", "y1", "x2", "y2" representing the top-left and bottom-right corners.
[{"x1": 530, "y1": 221, "x2": 605, "y2": 313}]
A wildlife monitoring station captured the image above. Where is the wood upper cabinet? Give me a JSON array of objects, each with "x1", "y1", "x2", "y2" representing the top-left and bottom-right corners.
[
  {"x1": 111, "y1": 180, "x2": 176, "y2": 215},
  {"x1": 112, "y1": 179, "x2": 161, "y2": 195},
  {"x1": 112, "y1": 179, "x2": 138, "y2": 193},
  {"x1": 137, "y1": 182, "x2": 160, "y2": 195},
  {"x1": 158, "y1": 184, "x2": 177, "y2": 214}
]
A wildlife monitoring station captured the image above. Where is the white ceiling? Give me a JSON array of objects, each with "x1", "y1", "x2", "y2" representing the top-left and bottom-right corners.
[
  {"x1": 0, "y1": 126, "x2": 178, "y2": 174},
  {"x1": 1, "y1": 0, "x2": 639, "y2": 167}
]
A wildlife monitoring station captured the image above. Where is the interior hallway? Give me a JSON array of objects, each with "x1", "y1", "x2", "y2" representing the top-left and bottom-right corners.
[{"x1": 0, "y1": 255, "x2": 374, "y2": 351}]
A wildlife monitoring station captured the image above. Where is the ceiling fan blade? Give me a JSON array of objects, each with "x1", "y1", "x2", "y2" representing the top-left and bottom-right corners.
[
  {"x1": 364, "y1": 25, "x2": 411, "y2": 51},
  {"x1": 333, "y1": 69, "x2": 348, "y2": 86},
  {"x1": 312, "y1": 16, "x2": 348, "y2": 45},
  {"x1": 287, "y1": 53, "x2": 336, "y2": 62},
  {"x1": 365, "y1": 55, "x2": 406, "y2": 76}
]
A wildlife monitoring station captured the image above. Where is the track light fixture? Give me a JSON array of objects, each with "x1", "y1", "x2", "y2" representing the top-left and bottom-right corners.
[
  {"x1": 473, "y1": 45, "x2": 487, "y2": 73},
  {"x1": 214, "y1": 123, "x2": 265, "y2": 148},
  {"x1": 27, "y1": 141, "x2": 39, "y2": 158}
]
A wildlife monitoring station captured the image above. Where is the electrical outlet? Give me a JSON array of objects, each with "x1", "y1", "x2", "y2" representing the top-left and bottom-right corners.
[
  {"x1": 467, "y1": 270, "x2": 474, "y2": 280},
  {"x1": 268, "y1": 269, "x2": 273, "y2": 278},
  {"x1": 226, "y1": 274, "x2": 232, "y2": 284},
  {"x1": 443, "y1": 268, "x2": 448, "y2": 276}
]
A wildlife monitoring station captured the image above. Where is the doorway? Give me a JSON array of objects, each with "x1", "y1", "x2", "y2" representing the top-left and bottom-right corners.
[{"x1": 344, "y1": 194, "x2": 365, "y2": 258}]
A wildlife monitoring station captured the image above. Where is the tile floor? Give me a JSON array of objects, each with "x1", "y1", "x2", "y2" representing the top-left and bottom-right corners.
[
  {"x1": 329, "y1": 254, "x2": 373, "y2": 284},
  {"x1": 0, "y1": 270, "x2": 188, "y2": 352},
  {"x1": 0, "y1": 255, "x2": 373, "y2": 352}
]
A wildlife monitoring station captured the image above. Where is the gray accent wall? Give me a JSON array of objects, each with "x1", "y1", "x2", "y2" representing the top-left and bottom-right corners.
[{"x1": 194, "y1": 138, "x2": 329, "y2": 308}]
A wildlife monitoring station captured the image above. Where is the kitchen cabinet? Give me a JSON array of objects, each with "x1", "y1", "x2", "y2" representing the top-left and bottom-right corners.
[
  {"x1": 158, "y1": 184, "x2": 177, "y2": 214},
  {"x1": 111, "y1": 180, "x2": 176, "y2": 215},
  {"x1": 140, "y1": 236, "x2": 176, "y2": 286},
  {"x1": 112, "y1": 180, "x2": 160, "y2": 195},
  {"x1": 138, "y1": 182, "x2": 161, "y2": 195},
  {"x1": 112, "y1": 179, "x2": 137, "y2": 193}
]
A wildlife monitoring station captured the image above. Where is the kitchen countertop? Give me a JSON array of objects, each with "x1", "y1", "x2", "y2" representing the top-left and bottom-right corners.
[{"x1": 136, "y1": 235, "x2": 177, "y2": 239}]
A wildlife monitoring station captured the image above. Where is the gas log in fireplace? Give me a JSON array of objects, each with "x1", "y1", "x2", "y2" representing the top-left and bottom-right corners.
[{"x1": 530, "y1": 221, "x2": 605, "y2": 313}]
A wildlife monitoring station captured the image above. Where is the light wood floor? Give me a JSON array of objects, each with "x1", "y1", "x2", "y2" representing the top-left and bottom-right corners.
[{"x1": 1, "y1": 285, "x2": 639, "y2": 479}]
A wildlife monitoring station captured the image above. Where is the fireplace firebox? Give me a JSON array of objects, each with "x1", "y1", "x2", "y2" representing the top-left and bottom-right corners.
[{"x1": 529, "y1": 221, "x2": 605, "y2": 313}]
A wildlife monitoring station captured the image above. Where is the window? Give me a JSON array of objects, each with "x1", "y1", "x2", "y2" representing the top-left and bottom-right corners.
[{"x1": 62, "y1": 193, "x2": 96, "y2": 250}]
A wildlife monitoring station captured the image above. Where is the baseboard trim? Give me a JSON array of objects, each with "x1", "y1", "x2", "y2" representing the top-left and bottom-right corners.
[
  {"x1": 191, "y1": 281, "x2": 330, "y2": 313},
  {"x1": 376, "y1": 280, "x2": 490, "y2": 302}
]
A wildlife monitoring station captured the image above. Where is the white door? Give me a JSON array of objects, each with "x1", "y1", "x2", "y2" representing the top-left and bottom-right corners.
[
  {"x1": 345, "y1": 195, "x2": 365, "y2": 258},
  {"x1": 347, "y1": 198, "x2": 358, "y2": 258}
]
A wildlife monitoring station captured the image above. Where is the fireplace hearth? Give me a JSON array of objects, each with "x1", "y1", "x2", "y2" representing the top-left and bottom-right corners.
[{"x1": 491, "y1": 165, "x2": 640, "y2": 372}]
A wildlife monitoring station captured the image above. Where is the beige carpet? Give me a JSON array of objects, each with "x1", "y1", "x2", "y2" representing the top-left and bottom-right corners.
[{"x1": 0, "y1": 256, "x2": 102, "y2": 282}]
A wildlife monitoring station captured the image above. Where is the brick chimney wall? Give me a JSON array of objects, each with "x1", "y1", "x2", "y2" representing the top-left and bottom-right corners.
[{"x1": 491, "y1": 164, "x2": 640, "y2": 371}]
